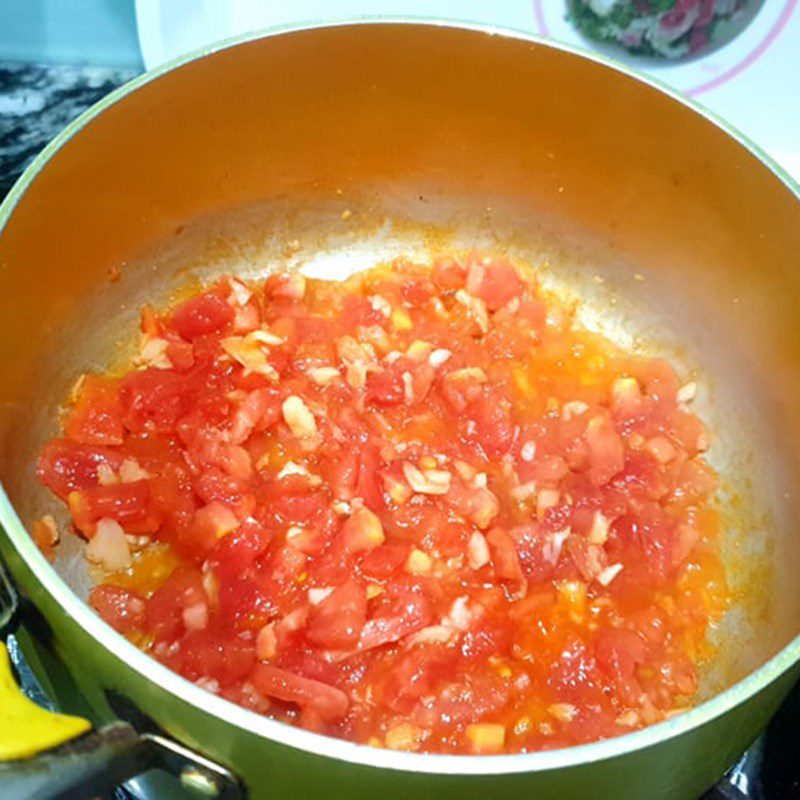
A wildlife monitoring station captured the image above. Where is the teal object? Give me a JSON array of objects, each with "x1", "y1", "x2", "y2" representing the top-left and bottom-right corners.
[{"x1": 0, "y1": 0, "x2": 142, "y2": 67}]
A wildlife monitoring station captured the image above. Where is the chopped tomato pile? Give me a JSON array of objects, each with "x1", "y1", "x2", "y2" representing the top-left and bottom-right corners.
[{"x1": 36, "y1": 255, "x2": 728, "y2": 754}]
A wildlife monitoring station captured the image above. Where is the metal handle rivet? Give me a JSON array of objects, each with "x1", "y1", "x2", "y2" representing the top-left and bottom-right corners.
[{"x1": 180, "y1": 765, "x2": 222, "y2": 798}]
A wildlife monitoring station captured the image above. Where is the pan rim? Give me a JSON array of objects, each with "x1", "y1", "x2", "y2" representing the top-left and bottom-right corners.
[{"x1": 1, "y1": 16, "x2": 799, "y2": 777}]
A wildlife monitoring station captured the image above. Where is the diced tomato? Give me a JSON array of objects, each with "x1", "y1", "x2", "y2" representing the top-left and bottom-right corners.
[
  {"x1": 306, "y1": 547, "x2": 353, "y2": 587},
  {"x1": 415, "y1": 672, "x2": 513, "y2": 729},
  {"x1": 510, "y1": 524, "x2": 557, "y2": 582},
  {"x1": 217, "y1": 575, "x2": 277, "y2": 631},
  {"x1": 37, "y1": 439, "x2": 124, "y2": 500},
  {"x1": 432, "y1": 256, "x2": 466, "y2": 290},
  {"x1": 517, "y1": 298, "x2": 547, "y2": 333},
  {"x1": 169, "y1": 630, "x2": 255, "y2": 687},
  {"x1": 179, "y1": 501, "x2": 239, "y2": 555},
  {"x1": 148, "y1": 462, "x2": 196, "y2": 538},
  {"x1": 165, "y1": 338, "x2": 196, "y2": 371},
  {"x1": 360, "y1": 582, "x2": 433, "y2": 651},
  {"x1": 68, "y1": 481, "x2": 158, "y2": 537},
  {"x1": 341, "y1": 296, "x2": 386, "y2": 329},
  {"x1": 119, "y1": 369, "x2": 191, "y2": 433},
  {"x1": 585, "y1": 416, "x2": 625, "y2": 486},
  {"x1": 145, "y1": 567, "x2": 206, "y2": 641},
  {"x1": 465, "y1": 256, "x2": 524, "y2": 311},
  {"x1": 401, "y1": 278, "x2": 436, "y2": 307},
  {"x1": 460, "y1": 615, "x2": 515, "y2": 661},
  {"x1": 595, "y1": 628, "x2": 646, "y2": 705},
  {"x1": 670, "y1": 460, "x2": 717, "y2": 506},
  {"x1": 269, "y1": 545, "x2": 307, "y2": 591},
  {"x1": 533, "y1": 454, "x2": 569, "y2": 484},
  {"x1": 327, "y1": 448, "x2": 358, "y2": 501},
  {"x1": 382, "y1": 649, "x2": 455, "y2": 713},
  {"x1": 65, "y1": 375, "x2": 124, "y2": 445},
  {"x1": 251, "y1": 664, "x2": 349, "y2": 722},
  {"x1": 608, "y1": 506, "x2": 677, "y2": 584},
  {"x1": 171, "y1": 291, "x2": 234, "y2": 340},
  {"x1": 670, "y1": 411, "x2": 707, "y2": 457},
  {"x1": 326, "y1": 443, "x2": 383, "y2": 511},
  {"x1": 486, "y1": 527, "x2": 525, "y2": 587},
  {"x1": 306, "y1": 579, "x2": 367, "y2": 649},
  {"x1": 364, "y1": 371, "x2": 404, "y2": 407},
  {"x1": 471, "y1": 390, "x2": 515, "y2": 457},
  {"x1": 229, "y1": 388, "x2": 282, "y2": 443},
  {"x1": 547, "y1": 636, "x2": 606, "y2": 707},
  {"x1": 194, "y1": 468, "x2": 255, "y2": 520},
  {"x1": 89, "y1": 584, "x2": 146, "y2": 634},
  {"x1": 566, "y1": 536, "x2": 607, "y2": 582},
  {"x1": 635, "y1": 359, "x2": 679, "y2": 403},
  {"x1": 206, "y1": 520, "x2": 270, "y2": 581},
  {"x1": 37, "y1": 259, "x2": 726, "y2": 755},
  {"x1": 357, "y1": 543, "x2": 409, "y2": 581}
]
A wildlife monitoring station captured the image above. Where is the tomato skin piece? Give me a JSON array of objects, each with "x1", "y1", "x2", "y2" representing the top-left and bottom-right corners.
[
  {"x1": 171, "y1": 291, "x2": 234, "y2": 340},
  {"x1": 251, "y1": 664, "x2": 349, "y2": 722},
  {"x1": 37, "y1": 439, "x2": 124, "y2": 500},
  {"x1": 65, "y1": 375, "x2": 124, "y2": 446},
  {"x1": 306, "y1": 579, "x2": 367, "y2": 650},
  {"x1": 89, "y1": 584, "x2": 146, "y2": 634},
  {"x1": 140, "y1": 305, "x2": 161, "y2": 338}
]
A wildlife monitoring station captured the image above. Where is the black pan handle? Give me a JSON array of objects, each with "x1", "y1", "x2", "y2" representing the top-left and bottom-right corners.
[
  {"x1": 0, "y1": 721, "x2": 243, "y2": 800},
  {"x1": 0, "y1": 554, "x2": 244, "y2": 800}
]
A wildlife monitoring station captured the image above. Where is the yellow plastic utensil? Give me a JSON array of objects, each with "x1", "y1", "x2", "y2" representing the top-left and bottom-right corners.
[{"x1": 0, "y1": 642, "x2": 90, "y2": 760}]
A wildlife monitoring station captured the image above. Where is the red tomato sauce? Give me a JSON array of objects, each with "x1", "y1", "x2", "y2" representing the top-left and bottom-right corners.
[{"x1": 36, "y1": 255, "x2": 728, "y2": 754}]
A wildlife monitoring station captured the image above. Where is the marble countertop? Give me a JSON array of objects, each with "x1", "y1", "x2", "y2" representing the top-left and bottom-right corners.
[{"x1": 0, "y1": 61, "x2": 139, "y2": 198}]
